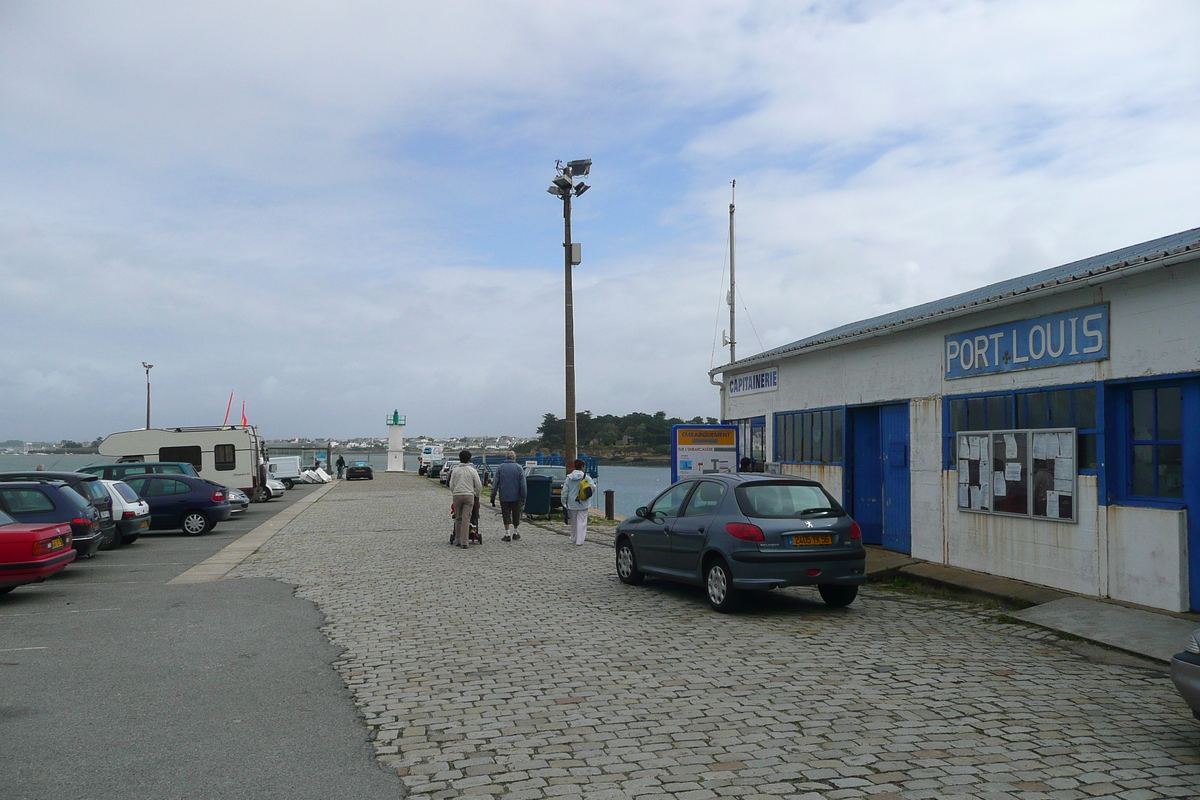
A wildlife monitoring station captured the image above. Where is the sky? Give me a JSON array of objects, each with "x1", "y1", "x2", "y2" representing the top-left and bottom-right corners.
[{"x1": 2, "y1": 0, "x2": 1198, "y2": 442}]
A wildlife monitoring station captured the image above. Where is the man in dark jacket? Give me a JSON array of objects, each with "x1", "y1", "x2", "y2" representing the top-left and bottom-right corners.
[
  {"x1": 491, "y1": 451, "x2": 527, "y2": 542},
  {"x1": 335, "y1": 455, "x2": 346, "y2": 479}
]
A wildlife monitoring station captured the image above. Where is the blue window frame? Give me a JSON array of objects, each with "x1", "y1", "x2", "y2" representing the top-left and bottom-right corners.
[
  {"x1": 944, "y1": 383, "x2": 1101, "y2": 471},
  {"x1": 1127, "y1": 386, "x2": 1184, "y2": 500},
  {"x1": 725, "y1": 416, "x2": 766, "y2": 467},
  {"x1": 774, "y1": 407, "x2": 844, "y2": 465}
]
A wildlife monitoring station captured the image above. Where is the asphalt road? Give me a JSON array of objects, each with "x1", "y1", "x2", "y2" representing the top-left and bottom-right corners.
[{"x1": 0, "y1": 483, "x2": 404, "y2": 800}]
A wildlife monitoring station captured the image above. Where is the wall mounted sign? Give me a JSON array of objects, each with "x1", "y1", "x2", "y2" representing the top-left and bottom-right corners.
[
  {"x1": 727, "y1": 366, "x2": 778, "y2": 397},
  {"x1": 944, "y1": 304, "x2": 1108, "y2": 380}
]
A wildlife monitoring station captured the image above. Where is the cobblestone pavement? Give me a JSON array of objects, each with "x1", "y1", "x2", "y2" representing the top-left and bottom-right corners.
[{"x1": 230, "y1": 474, "x2": 1200, "y2": 800}]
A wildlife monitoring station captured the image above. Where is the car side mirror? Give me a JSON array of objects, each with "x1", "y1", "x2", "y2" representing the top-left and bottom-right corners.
[{"x1": 634, "y1": 506, "x2": 649, "y2": 519}]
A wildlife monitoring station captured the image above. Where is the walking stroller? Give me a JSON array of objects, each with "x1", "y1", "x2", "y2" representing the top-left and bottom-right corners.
[{"x1": 449, "y1": 499, "x2": 482, "y2": 545}]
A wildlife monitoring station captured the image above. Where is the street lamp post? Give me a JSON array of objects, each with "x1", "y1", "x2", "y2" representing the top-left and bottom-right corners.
[
  {"x1": 547, "y1": 159, "x2": 591, "y2": 465},
  {"x1": 142, "y1": 362, "x2": 153, "y2": 429}
]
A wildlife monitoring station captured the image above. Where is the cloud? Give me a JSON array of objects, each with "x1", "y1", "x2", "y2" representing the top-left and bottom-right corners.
[{"x1": 1, "y1": 0, "x2": 1198, "y2": 441}]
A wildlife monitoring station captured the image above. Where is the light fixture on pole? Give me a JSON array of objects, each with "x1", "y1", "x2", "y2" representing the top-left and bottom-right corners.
[
  {"x1": 546, "y1": 158, "x2": 593, "y2": 465},
  {"x1": 142, "y1": 362, "x2": 153, "y2": 429}
]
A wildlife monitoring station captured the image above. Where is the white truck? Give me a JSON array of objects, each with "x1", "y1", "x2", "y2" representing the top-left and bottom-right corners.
[
  {"x1": 266, "y1": 456, "x2": 303, "y2": 489},
  {"x1": 98, "y1": 425, "x2": 269, "y2": 500},
  {"x1": 418, "y1": 445, "x2": 444, "y2": 476}
]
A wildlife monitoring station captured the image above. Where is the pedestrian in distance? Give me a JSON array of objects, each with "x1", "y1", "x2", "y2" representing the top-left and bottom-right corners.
[
  {"x1": 739, "y1": 456, "x2": 752, "y2": 472},
  {"x1": 448, "y1": 449, "x2": 482, "y2": 549},
  {"x1": 335, "y1": 454, "x2": 346, "y2": 479},
  {"x1": 562, "y1": 459, "x2": 596, "y2": 546},
  {"x1": 491, "y1": 451, "x2": 526, "y2": 542}
]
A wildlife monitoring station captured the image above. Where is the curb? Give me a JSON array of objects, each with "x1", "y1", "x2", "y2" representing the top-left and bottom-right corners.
[{"x1": 167, "y1": 480, "x2": 340, "y2": 584}]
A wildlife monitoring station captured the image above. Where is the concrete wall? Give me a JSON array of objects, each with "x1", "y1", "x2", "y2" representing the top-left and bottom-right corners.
[
  {"x1": 944, "y1": 474, "x2": 1101, "y2": 596},
  {"x1": 1106, "y1": 506, "x2": 1189, "y2": 612}
]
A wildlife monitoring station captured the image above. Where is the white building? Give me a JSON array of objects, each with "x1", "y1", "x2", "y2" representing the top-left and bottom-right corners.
[{"x1": 711, "y1": 227, "x2": 1200, "y2": 612}]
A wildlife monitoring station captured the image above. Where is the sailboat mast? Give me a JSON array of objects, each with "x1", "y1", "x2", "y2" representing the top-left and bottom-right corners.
[{"x1": 728, "y1": 179, "x2": 736, "y2": 364}]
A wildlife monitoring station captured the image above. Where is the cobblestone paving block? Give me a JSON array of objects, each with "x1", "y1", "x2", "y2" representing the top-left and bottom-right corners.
[{"x1": 229, "y1": 474, "x2": 1200, "y2": 799}]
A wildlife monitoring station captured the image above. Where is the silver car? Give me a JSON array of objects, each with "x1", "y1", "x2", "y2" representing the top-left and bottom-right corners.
[
  {"x1": 226, "y1": 487, "x2": 250, "y2": 514},
  {"x1": 1171, "y1": 629, "x2": 1200, "y2": 720}
]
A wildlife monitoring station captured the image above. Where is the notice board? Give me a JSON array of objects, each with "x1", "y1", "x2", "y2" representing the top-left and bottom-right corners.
[{"x1": 956, "y1": 428, "x2": 1076, "y2": 522}]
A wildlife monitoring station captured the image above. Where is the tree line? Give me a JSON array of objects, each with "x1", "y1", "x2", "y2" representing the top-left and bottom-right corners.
[{"x1": 531, "y1": 411, "x2": 719, "y2": 453}]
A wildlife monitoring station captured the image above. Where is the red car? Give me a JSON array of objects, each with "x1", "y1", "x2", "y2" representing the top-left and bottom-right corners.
[{"x1": 0, "y1": 509, "x2": 75, "y2": 595}]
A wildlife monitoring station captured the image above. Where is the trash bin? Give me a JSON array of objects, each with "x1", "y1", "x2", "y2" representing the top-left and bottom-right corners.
[{"x1": 524, "y1": 475, "x2": 552, "y2": 518}]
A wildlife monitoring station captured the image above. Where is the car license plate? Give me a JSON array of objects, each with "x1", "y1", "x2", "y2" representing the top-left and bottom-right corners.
[
  {"x1": 138, "y1": 520, "x2": 149, "y2": 530},
  {"x1": 791, "y1": 534, "x2": 832, "y2": 546},
  {"x1": 50, "y1": 536, "x2": 64, "y2": 549}
]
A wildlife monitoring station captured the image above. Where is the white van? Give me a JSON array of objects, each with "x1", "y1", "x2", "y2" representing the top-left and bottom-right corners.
[
  {"x1": 98, "y1": 426, "x2": 267, "y2": 499},
  {"x1": 418, "y1": 445, "x2": 444, "y2": 476},
  {"x1": 266, "y1": 456, "x2": 302, "y2": 489}
]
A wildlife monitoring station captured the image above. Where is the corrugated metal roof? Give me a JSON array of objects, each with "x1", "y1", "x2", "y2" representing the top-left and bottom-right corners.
[{"x1": 716, "y1": 226, "x2": 1200, "y2": 374}]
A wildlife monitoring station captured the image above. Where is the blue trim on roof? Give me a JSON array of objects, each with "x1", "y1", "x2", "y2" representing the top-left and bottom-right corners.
[{"x1": 720, "y1": 226, "x2": 1200, "y2": 372}]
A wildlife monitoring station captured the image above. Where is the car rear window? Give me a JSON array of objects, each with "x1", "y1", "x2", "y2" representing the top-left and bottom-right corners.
[
  {"x1": 79, "y1": 480, "x2": 108, "y2": 503},
  {"x1": 735, "y1": 482, "x2": 843, "y2": 519},
  {"x1": 0, "y1": 508, "x2": 15, "y2": 524},
  {"x1": 0, "y1": 487, "x2": 57, "y2": 514},
  {"x1": 113, "y1": 482, "x2": 141, "y2": 503},
  {"x1": 58, "y1": 486, "x2": 92, "y2": 511},
  {"x1": 529, "y1": 467, "x2": 566, "y2": 479}
]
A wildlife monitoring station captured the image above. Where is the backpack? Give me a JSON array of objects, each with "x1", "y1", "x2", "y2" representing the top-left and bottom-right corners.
[{"x1": 577, "y1": 475, "x2": 594, "y2": 502}]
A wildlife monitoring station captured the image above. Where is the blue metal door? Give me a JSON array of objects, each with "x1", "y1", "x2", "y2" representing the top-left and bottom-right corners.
[
  {"x1": 848, "y1": 404, "x2": 911, "y2": 553},
  {"x1": 880, "y1": 403, "x2": 912, "y2": 554},
  {"x1": 849, "y1": 407, "x2": 883, "y2": 545}
]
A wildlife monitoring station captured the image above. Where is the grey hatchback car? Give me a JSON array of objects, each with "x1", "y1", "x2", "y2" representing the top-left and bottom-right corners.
[{"x1": 614, "y1": 474, "x2": 866, "y2": 612}]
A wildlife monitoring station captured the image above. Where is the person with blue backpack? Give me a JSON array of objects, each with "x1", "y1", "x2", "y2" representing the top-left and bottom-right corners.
[{"x1": 562, "y1": 459, "x2": 597, "y2": 546}]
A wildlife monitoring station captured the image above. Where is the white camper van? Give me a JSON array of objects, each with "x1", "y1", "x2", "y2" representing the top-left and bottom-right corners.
[
  {"x1": 98, "y1": 426, "x2": 267, "y2": 499},
  {"x1": 418, "y1": 445, "x2": 444, "y2": 476}
]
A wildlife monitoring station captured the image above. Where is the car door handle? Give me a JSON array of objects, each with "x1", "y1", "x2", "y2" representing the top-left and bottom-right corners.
[{"x1": 697, "y1": 527, "x2": 704, "y2": 533}]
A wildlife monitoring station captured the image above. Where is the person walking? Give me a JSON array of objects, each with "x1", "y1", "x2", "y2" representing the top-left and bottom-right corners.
[
  {"x1": 448, "y1": 449, "x2": 482, "y2": 549},
  {"x1": 562, "y1": 459, "x2": 596, "y2": 546},
  {"x1": 490, "y1": 451, "x2": 527, "y2": 542},
  {"x1": 335, "y1": 455, "x2": 346, "y2": 479}
]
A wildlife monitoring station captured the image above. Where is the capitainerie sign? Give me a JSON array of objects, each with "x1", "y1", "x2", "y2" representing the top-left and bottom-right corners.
[
  {"x1": 727, "y1": 366, "x2": 778, "y2": 396},
  {"x1": 944, "y1": 304, "x2": 1109, "y2": 380}
]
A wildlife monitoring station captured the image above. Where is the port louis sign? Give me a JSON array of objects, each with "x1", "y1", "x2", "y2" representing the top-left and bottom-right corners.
[
  {"x1": 671, "y1": 425, "x2": 739, "y2": 484},
  {"x1": 944, "y1": 304, "x2": 1109, "y2": 380}
]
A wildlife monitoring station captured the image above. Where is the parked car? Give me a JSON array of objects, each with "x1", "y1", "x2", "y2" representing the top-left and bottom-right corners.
[
  {"x1": 226, "y1": 487, "x2": 250, "y2": 514},
  {"x1": 0, "y1": 480, "x2": 104, "y2": 559},
  {"x1": 439, "y1": 461, "x2": 456, "y2": 485},
  {"x1": 345, "y1": 461, "x2": 374, "y2": 481},
  {"x1": 0, "y1": 508, "x2": 75, "y2": 595},
  {"x1": 100, "y1": 480, "x2": 151, "y2": 545},
  {"x1": 1171, "y1": 628, "x2": 1200, "y2": 721},
  {"x1": 77, "y1": 462, "x2": 199, "y2": 481},
  {"x1": 613, "y1": 474, "x2": 866, "y2": 612},
  {"x1": 523, "y1": 464, "x2": 567, "y2": 509},
  {"x1": 427, "y1": 460, "x2": 445, "y2": 480},
  {"x1": 119, "y1": 474, "x2": 232, "y2": 535},
  {"x1": 0, "y1": 471, "x2": 118, "y2": 550},
  {"x1": 262, "y1": 476, "x2": 286, "y2": 500}
]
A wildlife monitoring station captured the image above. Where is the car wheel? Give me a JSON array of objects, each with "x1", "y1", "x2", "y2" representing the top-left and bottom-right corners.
[
  {"x1": 282, "y1": 479, "x2": 294, "y2": 490},
  {"x1": 818, "y1": 584, "x2": 858, "y2": 608},
  {"x1": 181, "y1": 511, "x2": 212, "y2": 536},
  {"x1": 615, "y1": 539, "x2": 644, "y2": 585},
  {"x1": 120, "y1": 533, "x2": 140, "y2": 545},
  {"x1": 98, "y1": 526, "x2": 120, "y2": 550},
  {"x1": 705, "y1": 558, "x2": 741, "y2": 612}
]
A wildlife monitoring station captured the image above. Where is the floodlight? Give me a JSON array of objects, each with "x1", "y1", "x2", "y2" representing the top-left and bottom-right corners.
[
  {"x1": 552, "y1": 174, "x2": 574, "y2": 190},
  {"x1": 566, "y1": 159, "x2": 592, "y2": 177},
  {"x1": 142, "y1": 362, "x2": 153, "y2": 370},
  {"x1": 574, "y1": 183, "x2": 590, "y2": 197},
  {"x1": 547, "y1": 185, "x2": 563, "y2": 196}
]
